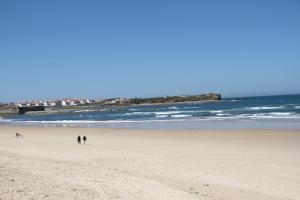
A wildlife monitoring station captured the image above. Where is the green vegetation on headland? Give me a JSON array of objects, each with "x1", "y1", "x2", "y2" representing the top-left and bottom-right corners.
[
  {"x1": 0, "y1": 93, "x2": 221, "y2": 115},
  {"x1": 130, "y1": 93, "x2": 221, "y2": 104}
]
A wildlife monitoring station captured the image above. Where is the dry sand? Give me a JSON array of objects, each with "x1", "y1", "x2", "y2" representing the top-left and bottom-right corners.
[{"x1": 0, "y1": 126, "x2": 299, "y2": 200}]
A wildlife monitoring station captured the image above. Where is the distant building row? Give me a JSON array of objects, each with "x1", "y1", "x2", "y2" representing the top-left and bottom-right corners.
[
  {"x1": 16, "y1": 98, "x2": 94, "y2": 107},
  {"x1": 15, "y1": 98, "x2": 130, "y2": 107}
]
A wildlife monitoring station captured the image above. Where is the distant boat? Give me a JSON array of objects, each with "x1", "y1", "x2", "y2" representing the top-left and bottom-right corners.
[{"x1": 18, "y1": 106, "x2": 45, "y2": 114}]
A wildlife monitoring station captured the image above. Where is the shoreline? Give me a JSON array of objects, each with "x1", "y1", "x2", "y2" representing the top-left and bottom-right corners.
[
  {"x1": 1, "y1": 117, "x2": 300, "y2": 130},
  {"x1": 2, "y1": 124, "x2": 300, "y2": 132},
  {"x1": 1, "y1": 126, "x2": 300, "y2": 199}
]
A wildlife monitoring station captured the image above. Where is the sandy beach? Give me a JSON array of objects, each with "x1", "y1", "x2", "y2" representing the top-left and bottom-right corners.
[{"x1": 0, "y1": 126, "x2": 299, "y2": 200}]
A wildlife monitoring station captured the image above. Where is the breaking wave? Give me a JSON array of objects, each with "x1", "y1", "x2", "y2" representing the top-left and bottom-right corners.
[{"x1": 247, "y1": 106, "x2": 282, "y2": 110}]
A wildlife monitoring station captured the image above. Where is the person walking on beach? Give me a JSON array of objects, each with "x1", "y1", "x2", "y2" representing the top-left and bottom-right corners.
[
  {"x1": 77, "y1": 135, "x2": 81, "y2": 144},
  {"x1": 16, "y1": 132, "x2": 23, "y2": 138},
  {"x1": 83, "y1": 136, "x2": 87, "y2": 144}
]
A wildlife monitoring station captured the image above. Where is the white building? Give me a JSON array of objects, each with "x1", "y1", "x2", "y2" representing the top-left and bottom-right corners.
[{"x1": 61, "y1": 100, "x2": 67, "y2": 106}]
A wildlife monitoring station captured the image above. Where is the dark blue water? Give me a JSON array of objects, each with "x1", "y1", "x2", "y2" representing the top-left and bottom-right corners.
[{"x1": 1, "y1": 94, "x2": 300, "y2": 129}]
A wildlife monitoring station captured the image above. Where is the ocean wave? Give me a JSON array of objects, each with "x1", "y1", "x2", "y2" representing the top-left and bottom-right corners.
[
  {"x1": 156, "y1": 115, "x2": 169, "y2": 118},
  {"x1": 2, "y1": 114, "x2": 300, "y2": 125},
  {"x1": 129, "y1": 108, "x2": 141, "y2": 111},
  {"x1": 216, "y1": 113, "x2": 231, "y2": 116},
  {"x1": 168, "y1": 106, "x2": 179, "y2": 110},
  {"x1": 0, "y1": 119, "x2": 98, "y2": 123},
  {"x1": 125, "y1": 111, "x2": 153, "y2": 115},
  {"x1": 73, "y1": 109, "x2": 101, "y2": 113},
  {"x1": 171, "y1": 114, "x2": 192, "y2": 118},
  {"x1": 91, "y1": 119, "x2": 189, "y2": 123},
  {"x1": 200, "y1": 112, "x2": 300, "y2": 120},
  {"x1": 0, "y1": 117, "x2": 13, "y2": 122},
  {"x1": 182, "y1": 106, "x2": 200, "y2": 109},
  {"x1": 210, "y1": 110, "x2": 223, "y2": 113},
  {"x1": 295, "y1": 106, "x2": 300, "y2": 109},
  {"x1": 155, "y1": 111, "x2": 182, "y2": 115},
  {"x1": 269, "y1": 112, "x2": 293, "y2": 116},
  {"x1": 21, "y1": 119, "x2": 187, "y2": 123},
  {"x1": 249, "y1": 115, "x2": 300, "y2": 119},
  {"x1": 125, "y1": 110, "x2": 183, "y2": 115},
  {"x1": 238, "y1": 113, "x2": 299, "y2": 119},
  {"x1": 247, "y1": 106, "x2": 282, "y2": 110}
]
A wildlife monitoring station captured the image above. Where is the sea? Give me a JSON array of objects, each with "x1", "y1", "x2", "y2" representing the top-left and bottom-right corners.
[{"x1": 1, "y1": 94, "x2": 300, "y2": 130}]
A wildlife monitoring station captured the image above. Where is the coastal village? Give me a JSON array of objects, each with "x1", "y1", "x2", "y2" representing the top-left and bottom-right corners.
[
  {"x1": 14, "y1": 98, "x2": 130, "y2": 108},
  {"x1": 0, "y1": 98, "x2": 130, "y2": 115}
]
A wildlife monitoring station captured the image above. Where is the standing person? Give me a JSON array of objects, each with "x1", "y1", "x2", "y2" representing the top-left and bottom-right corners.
[
  {"x1": 83, "y1": 136, "x2": 87, "y2": 144},
  {"x1": 77, "y1": 135, "x2": 81, "y2": 144}
]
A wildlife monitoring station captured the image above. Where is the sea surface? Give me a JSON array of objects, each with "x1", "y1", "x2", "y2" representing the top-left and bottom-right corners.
[{"x1": 1, "y1": 94, "x2": 300, "y2": 129}]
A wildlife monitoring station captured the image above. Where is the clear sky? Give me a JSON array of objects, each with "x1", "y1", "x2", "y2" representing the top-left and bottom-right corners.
[{"x1": 0, "y1": 0, "x2": 299, "y2": 102}]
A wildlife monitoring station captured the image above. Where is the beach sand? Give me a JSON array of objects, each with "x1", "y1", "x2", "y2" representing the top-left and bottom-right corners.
[{"x1": 0, "y1": 126, "x2": 299, "y2": 200}]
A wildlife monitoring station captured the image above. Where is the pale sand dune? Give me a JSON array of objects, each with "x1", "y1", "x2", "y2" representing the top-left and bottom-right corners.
[{"x1": 0, "y1": 126, "x2": 299, "y2": 200}]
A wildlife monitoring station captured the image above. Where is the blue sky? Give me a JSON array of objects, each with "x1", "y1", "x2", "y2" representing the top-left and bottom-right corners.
[{"x1": 0, "y1": 0, "x2": 299, "y2": 102}]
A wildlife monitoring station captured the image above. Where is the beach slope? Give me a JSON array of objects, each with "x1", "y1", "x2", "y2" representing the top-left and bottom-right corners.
[{"x1": 0, "y1": 126, "x2": 299, "y2": 200}]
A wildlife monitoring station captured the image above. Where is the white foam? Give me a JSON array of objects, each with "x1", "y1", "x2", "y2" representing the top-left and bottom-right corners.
[
  {"x1": 74, "y1": 109, "x2": 97, "y2": 113},
  {"x1": 103, "y1": 119, "x2": 187, "y2": 123},
  {"x1": 171, "y1": 115, "x2": 192, "y2": 118},
  {"x1": 126, "y1": 111, "x2": 187, "y2": 116},
  {"x1": 248, "y1": 106, "x2": 281, "y2": 110},
  {"x1": 129, "y1": 108, "x2": 141, "y2": 111},
  {"x1": 168, "y1": 106, "x2": 179, "y2": 110},
  {"x1": 216, "y1": 113, "x2": 230, "y2": 116},
  {"x1": 156, "y1": 115, "x2": 169, "y2": 118},
  {"x1": 126, "y1": 112, "x2": 152, "y2": 115},
  {"x1": 0, "y1": 117, "x2": 13, "y2": 122},
  {"x1": 210, "y1": 110, "x2": 223, "y2": 113},
  {"x1": 249, "y1": 113, "x2": 300, "y2": 119},
  {"x1": 201, "y1": 113, "x2": 300, "y2": 120},
  {"x1": 269, "y1": 112, "x2": 293, "y2": 116},
  {"x1": 155, "y1": 111, "x2": 181, "y2": 115},
  {"x1": 3, "y1": 120, "x2": 98, "y2": 124}
]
